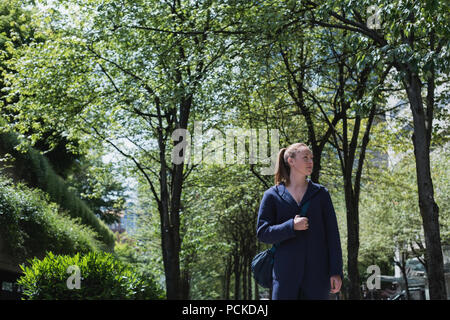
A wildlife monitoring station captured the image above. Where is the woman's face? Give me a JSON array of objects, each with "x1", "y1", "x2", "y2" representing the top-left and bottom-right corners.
[{"x1": 288, "y1": 147, "x2": 314, "y2": 176}]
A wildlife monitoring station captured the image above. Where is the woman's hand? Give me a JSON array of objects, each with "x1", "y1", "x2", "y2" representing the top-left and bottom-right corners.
[
  {"x1": 293, "y1": 215, "x2": 309, "y2": 230},
  {"x1": 330, "y1": 275, "x2": 342, "y2": 294}
]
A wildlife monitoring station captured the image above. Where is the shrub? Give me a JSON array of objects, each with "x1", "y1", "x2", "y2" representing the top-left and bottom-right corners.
[
  {"x1": 0, "y1": 175, "x2": 103, "y2": 259},
  {"x1": 18, "y1": 251, "x2": 165, "y2": 300},
  {"x1": 0, "y1": 132, "x2": 114, "y2": 248}
]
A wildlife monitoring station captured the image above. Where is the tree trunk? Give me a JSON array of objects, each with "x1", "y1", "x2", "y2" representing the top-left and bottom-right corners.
[
  {"x1": 254, "y1": 277, "x2": 259, "y2": 300},
  {"x1": 310, "y1": 146, "x2": 321, "y2": 183},
  {"x1": 160, "y1": 213, "x2": 181, "y2": 299},
  {"x1": 224, "y1": 255, "x2": 232, "y2": 299},
  {"x1": 234, "y1": 249, "x2": 241, "y2": 300},
  {"x1": 403, "y1": 72, "x2": 447, "y2": 300},
  {"x1": 396, "y1": 252, "x2": 411, "y2": 300},
  {"x1": 242, "y1": 254, "x2": 248, "y2": 299},
  {"x1": 159, "y1": 182, "x2": 181, "y2": 299},
  {"x1": 180, "y1": 267, "x2": 191, "y2": 299},
  {"x1": 157, "y1": 120, "x2": 180, "y2": 299},
  {"x1": 344, "y1": 182, "x2": 361, "y2": 300},
  {"x1": 269, "y1": 284, "x2": 273, "y2": 300},
  {"x1": 248, "y1": 262, "x2": 253, "y2": 300}
]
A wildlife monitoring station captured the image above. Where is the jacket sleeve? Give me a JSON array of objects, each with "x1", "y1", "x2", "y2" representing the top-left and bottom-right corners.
[
  {"x1": 322, "y1": 188, "x2": 344, "y2": 279},
  {"x1": 256, "y1": 190, "x2": 296, "y2": 244}
]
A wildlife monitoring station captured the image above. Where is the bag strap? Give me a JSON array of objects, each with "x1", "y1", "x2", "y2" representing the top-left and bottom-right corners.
[
  {"x1": 299, "y1": 200, "x2": 311, "y2": 217},
  {"x1": 298, "y1": 185, "x2": 325, "y2": 216}
]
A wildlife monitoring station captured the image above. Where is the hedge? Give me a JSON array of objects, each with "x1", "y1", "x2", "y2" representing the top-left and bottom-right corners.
[
  {"x1": 0, "y1": 132, "x2": 114, "y2": 248},
  {"x1": 0, "y1": 175, "x2": 104, "y2": 259}
]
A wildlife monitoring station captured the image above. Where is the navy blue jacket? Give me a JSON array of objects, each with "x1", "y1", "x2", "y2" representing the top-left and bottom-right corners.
[{"x1": 256, "y1": 179, "x2": 343, "y2": 300}]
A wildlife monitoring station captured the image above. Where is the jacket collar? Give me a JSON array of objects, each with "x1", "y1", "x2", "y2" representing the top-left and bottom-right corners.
[{"x1": 274, "y1": 179, "x2": 322, "y2": 209}]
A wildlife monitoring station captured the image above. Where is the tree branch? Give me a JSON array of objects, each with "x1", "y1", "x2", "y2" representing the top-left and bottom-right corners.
[{"x1": 78, "y1": 115, "x2": 162, "y2": 206}]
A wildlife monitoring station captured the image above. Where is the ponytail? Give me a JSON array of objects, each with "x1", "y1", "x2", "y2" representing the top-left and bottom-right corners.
[
  {"x1": 274, "y1": 142, "x2": 309, "y2": 186},
  {"x1": 274, "y1": 148, "x2": 290, "y2": 185}
]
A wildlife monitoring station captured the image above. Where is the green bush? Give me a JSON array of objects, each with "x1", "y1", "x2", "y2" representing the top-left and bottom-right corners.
[
  {"x1": 18, "y1": 251, "x2": 166, "y2": 300},
  {"x1": 0, "y1": 175, "x2": 103, "y2": 259},
  {"x1": 0, "y1": 132, "x2": 114, "y2": 248}
]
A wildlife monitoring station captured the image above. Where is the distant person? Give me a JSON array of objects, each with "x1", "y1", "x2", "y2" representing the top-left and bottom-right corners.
[{"x1": 256, "y1": 143, "x2": 343, "y2": 300}]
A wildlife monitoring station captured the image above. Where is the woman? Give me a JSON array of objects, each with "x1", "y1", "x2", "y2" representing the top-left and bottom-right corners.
[{"x1": 256, "y1": 143, "x2": 343, "y2": 300}]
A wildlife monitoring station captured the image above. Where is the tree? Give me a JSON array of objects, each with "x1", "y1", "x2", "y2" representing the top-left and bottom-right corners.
[
  {"x1": 321, "y1": 32, "x2": 392, "y2": 299},
  {"x1": 0, "y1": 0, "x2": 40, "y2": 109},
  {"x1": 65, "y1": 152, "x2": 126, "y2": 225},
  {"x1": 359, "y1": 140, "x2": 450, "y2": 299}
]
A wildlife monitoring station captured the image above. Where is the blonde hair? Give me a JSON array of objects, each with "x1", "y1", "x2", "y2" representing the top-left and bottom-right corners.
[{"x1": 274, "y1": 143, "x2": 309, "y2": 186}]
